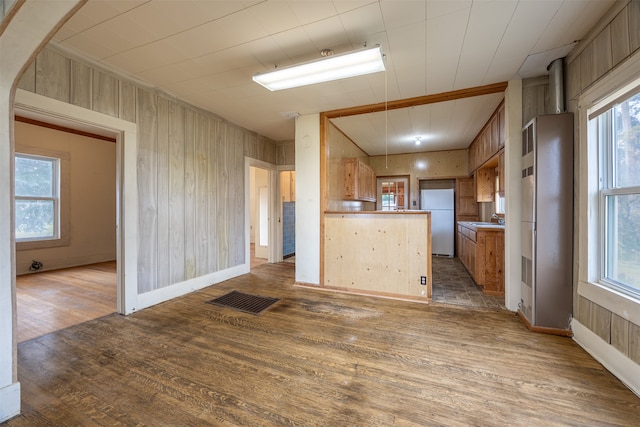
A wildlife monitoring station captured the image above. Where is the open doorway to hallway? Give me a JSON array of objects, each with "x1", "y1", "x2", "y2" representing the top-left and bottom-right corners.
[{"x1": 250, "y1": 166, "x2": 270, "y2": 269}]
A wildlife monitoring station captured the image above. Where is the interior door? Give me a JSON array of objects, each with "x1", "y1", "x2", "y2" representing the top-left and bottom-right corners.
[{"x1": 255, "y1": 185, "x2": 269, "y2": 259}]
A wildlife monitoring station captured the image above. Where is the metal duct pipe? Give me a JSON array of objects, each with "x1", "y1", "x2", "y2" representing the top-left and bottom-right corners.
[{"x1": 548, "y1": 58, "x2": 565, "y2": 114}]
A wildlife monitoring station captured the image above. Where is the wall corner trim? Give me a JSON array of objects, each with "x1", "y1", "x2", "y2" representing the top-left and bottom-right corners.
[
  {"x1": 0, "y1": 382, "x2": 21, "y2": 423},
  {"x1": 572, "y1": 319, "x2": 640, "y2": 398}
]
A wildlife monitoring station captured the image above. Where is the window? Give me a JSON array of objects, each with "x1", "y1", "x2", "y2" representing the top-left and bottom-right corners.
[
  {"x1": 15, "y1": 154, "x2": 59, "y2": 241},
  {"x1": 591, "y1": 89, "x2": 640, "y2": 296},
  {"x1": 378, "y1": 177, "x2": 408, "y2": 210},
  {"x1": 14, "y1": 146, "x2": 70, "y2": 249}
]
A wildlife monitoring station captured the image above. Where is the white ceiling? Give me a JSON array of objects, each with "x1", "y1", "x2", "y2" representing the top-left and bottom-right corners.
[{"x1": 52, "y1": 0, "x2": 614, "y2": 154}]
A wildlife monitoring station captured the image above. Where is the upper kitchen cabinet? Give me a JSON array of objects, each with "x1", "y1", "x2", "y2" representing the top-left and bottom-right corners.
[
  {"x1": 469, "y1": 100, "x2": 505, "y2": 173},
  {"x1": 343, "y1": 158, "x2": 376, "y2": 202}
]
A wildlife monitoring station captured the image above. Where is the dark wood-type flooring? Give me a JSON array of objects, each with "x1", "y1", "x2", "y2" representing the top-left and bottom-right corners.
[{"x1": 6, "y1": 262, "x2": 640, "y2": 426}]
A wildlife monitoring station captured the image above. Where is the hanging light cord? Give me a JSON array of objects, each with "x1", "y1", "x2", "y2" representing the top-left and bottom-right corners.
[{"x1": 384, "y1": 54, "x2": 388, "y2": 169}]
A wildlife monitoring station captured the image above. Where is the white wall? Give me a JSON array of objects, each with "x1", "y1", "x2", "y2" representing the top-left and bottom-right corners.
[
  {"x1": 504, "y1": 79, "x2": 523, "y2": 312},
  {"x1": 14, "y1": 121, "x2": 116, "y2": 274},
  {"x1": 294, "y1": 114, "x2": 320, "y2": 285}
]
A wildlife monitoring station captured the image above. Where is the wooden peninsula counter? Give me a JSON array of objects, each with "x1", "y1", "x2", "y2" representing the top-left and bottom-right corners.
[{"x1": 323, "y1": 211, "x2": 432, "y2": 301}]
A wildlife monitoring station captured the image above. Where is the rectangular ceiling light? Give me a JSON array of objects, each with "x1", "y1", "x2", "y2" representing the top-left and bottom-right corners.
[{"x1": 252, "y1": 46, "x2": 385, "y2": 91}]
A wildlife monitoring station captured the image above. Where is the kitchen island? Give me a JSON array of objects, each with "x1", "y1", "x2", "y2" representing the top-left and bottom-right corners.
[{"x1": 323, "y1": 211, "x2": 432, "y2": 300}]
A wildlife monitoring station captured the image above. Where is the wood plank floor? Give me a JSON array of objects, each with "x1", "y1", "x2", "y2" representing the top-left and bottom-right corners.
[
  {"x1": 16, "y1": 261, "x2": 117, "y2": 343},
  {"x1": 6, "y1": 263, "x2": 639, "y2": 426}
]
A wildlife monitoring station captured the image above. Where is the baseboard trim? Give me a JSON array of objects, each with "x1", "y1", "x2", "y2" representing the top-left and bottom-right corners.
[
  {"x1": 516, "y1": 310, "x2": 573, "y2": 337},
  {"x1": 136, "y1": 264, "x2": 249, "y2": 311},
  {"x1": 572, "y1": 318, "x2": 640, "y2": 397},
  {"x1": 0, "y1": 382, "x2": 20, "y2": 423},
  {"x1": 294, "y1": 282, "x2": 431, "y2": 304}
]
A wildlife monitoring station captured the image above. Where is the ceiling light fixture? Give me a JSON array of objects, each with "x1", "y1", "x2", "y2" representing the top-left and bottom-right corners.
[{"x1": 253, "y1": 46, "x2": 386, "y2": 91}]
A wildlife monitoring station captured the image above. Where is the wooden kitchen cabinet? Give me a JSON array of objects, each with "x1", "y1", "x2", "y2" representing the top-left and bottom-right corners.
[
  {"x1": 498, "y1": 102, "x2": 505, "y2": 150},
  {"x1": 457, "y1": 222, "x2": 504, "y2": 296},
  {"x1": 475, "y1": 168, "x2": 495, "y2": 202},
  {"x1": 455, "y1": 177, "x2": 478, "y2": 222},
  {"x1": 343, "y1": 158, "x2": 376, "y2": 202},
  {"x1": 498, "y1": 152, "x2": 505, "y2": 195},
  {"x1": 468, "y1": 100, "x2": 505, "y2": 173}
]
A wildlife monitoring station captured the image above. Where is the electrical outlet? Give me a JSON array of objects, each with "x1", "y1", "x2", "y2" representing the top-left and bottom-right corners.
[{"x1": 420, "y1": 276, "x2": 426, "y2": 285}]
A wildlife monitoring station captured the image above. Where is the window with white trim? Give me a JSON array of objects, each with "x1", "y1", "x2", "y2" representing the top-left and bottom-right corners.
[
  {"x1": 15, "y1": 153, "x2": 60, "y2": 241},
  {"x1": 590, "y1": 88, "x2": 640, "y2": 296}
]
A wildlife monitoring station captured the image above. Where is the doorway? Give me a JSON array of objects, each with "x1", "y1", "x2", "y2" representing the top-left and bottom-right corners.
[
  {"x1": 250, "y1": 166, "x2": 270, "y2": 268},
  {"x1": 13, "y1": 117, "x2": 118, "y2": 341},
  {"x1": 280, "y1": 170, "x2": 296, "y2": 264},
  {"x1": 14, "y1": 89, "x2": 138, "y2": 315}
]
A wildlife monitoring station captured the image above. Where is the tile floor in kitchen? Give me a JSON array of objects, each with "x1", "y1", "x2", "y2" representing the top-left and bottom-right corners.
[{"x1": 431, "y1": 256, "x2": 506, "y2": 310}]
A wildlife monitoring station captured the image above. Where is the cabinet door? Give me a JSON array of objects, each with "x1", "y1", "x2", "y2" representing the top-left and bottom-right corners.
[
  {"x1": 475, "y1": 169, "x2": 495, "y2": 202},
  {"x1": 498, "y1": 152, "x2": 505, "y2": 195},
  {"x1": 498, "y1": 103, "x2": 505, "y2": 150},
  {"x1": 490, "y1": 115, "x2": 499, "y2": 156},
  {"x1": 456, "y1": 177, "x2": 478, "y2": 217}
]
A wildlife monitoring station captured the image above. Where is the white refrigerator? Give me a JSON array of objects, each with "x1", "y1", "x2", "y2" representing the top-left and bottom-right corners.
[{"x1": 420, "y1": 189, "x2": 454, "y2": 257}]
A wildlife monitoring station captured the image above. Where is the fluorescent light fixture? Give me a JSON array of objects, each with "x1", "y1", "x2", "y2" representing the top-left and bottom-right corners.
[{"x1": 253, "y1": 46, "x2": 385, "y2": 91}]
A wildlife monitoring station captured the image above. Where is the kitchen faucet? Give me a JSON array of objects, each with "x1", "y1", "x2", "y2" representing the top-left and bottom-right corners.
[{"x1": 491, "y1": 213, "x2": 505, "y2": 225}]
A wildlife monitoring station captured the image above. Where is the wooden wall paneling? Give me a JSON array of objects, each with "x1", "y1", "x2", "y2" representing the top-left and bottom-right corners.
[
  {"x1": 35, "y1": 48, "x2": 70, "y2": 103},
  {"x1": 580, "y1": 42, "x2": 594, "y2": 92},
  {"x1": 590, "y1": 302, "x2": 612, "y2": 343},
  {"x1": 577, "y1": 295, "x2": 592, "y2": 329},
  {"x1": 194, "y1": 112, "x2": 210, "y2": 276},
  {"x1": 522, "y1": 77, "x2": 548, "y2": 124},
  {"x1": 232, "y1": 127, "x2": 245, "y2": 266},
  {"x1": 611, "y1": 313, "x2": 630, "y2": 356},
  {"x1": 168, "y1": 102, "x2": 185, "y2": 283},
  {"x1": 207, "y1": 118, "x2": 220, "y2": 272},
  {"x1": 17, "y1": 59, "x2": 35, "y2": 92},
  {"x1": 92, "y1": 69, "x2": 119, "y2": 118},
  {"x1": 566, "y1": 57, "x2": 581, "y2": 103},
  {"x1": 591, "y1": 26, "x2": 613, "y2": 82},
  {"x1": 215, "y1": 121, "x2": 230, "y2": 270},
  {"x1": 629, "y1": 321, "x2": 640, "y2": 365},
  {"x1": 630, "y1": 0, "x2": 640, "y2": 53},
  {"x1": 156, "y1": 97, "x2": 170, "y2": 288},
  {"x1": 183, "y1": 109, "x2": 196, "y2": 279},
  {"x1": 136, "y1": 89, "x2": 158, "y2": 293},
  {"x1": 277, "y1": 141, "x2": 295, "y2": 165},
  {"x1": 610, "y1": 7, "x2": 630, "y2": 67},
  {"x1": 70, "y1": 60, "x2": 92, "y2": 109},
  {"x1": 243, "y1": 131, "x2": 257, "y2": 159},
  {"x1": 119, "y1": 80, "x2": 137, "y2": 123}
]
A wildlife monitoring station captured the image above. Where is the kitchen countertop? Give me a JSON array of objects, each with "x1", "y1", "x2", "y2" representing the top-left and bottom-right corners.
[
  {"x1": 458, "y1": 221, "x2": 505, "y2": 230},
  {"x1": 325, "y1": 210, "x2": 430, "y2": 215}
]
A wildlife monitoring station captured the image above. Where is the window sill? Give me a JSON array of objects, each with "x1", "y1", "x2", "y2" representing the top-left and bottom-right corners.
[
  {"x1": 16, "y1": 236, "x2": 71, "y2": 251},
  {"x1": 578, "y1": 279, "x2": 640, "y2": 325}
]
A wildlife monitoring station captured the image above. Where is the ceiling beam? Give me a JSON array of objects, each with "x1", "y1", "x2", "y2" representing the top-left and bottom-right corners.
[{"x1": 323, "y1": 81, "x2": 508, "y2": 119}]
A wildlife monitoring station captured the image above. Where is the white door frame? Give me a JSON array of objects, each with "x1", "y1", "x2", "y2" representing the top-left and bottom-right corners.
[
  {"x1": 245, "y1": 157, "x2": 278, "y2": 265},
  {"x1": 14, "y1": 89, "x2": 138, "y2": 315}
]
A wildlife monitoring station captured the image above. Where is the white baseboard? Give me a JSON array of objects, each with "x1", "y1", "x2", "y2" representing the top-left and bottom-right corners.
[
  {"x1": 136, "y1": 263, "x2": 249, "y2": 311},
  {"x1": 572, "y1": 319, "x2": 640, "y2": 397},
  {"x1": 0, "y1": 382, "x2": 20, "y2": 423}
]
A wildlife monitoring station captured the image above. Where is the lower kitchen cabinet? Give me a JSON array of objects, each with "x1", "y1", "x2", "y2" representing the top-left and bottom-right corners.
[{"x1": 457, "y1": 222, "x2": 504, "y2": 296}]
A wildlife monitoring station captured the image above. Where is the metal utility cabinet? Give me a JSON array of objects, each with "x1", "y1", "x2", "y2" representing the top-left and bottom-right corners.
[{"x1": 519, "y1": 113, "x2": 574, "y2": 334}]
